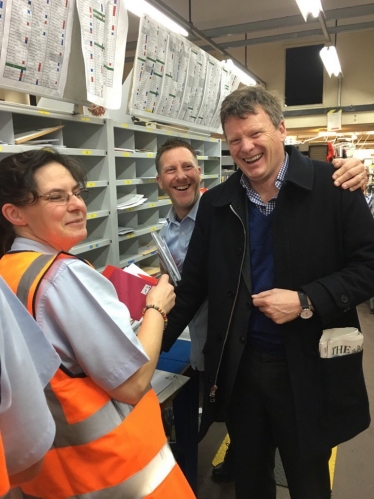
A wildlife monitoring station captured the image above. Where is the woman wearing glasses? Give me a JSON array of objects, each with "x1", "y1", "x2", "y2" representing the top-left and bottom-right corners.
[{"x1": 0, "y1": 149, "x2": 195, "y2": 499}]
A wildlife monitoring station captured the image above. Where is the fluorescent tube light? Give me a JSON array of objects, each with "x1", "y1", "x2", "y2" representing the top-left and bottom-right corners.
[
  {"x1": 295, "y1": 0, "x2": 323, "y2": 21},
  {"x1": 224, "y1": 59, "x2": 256, "y2": 86},
  {"x1": 126, "y1": 0, "x2": 188, "y2": 37},
  {"x1": 318, "y1": 131, "x2": 337, "y2": 137},
  {"x1": 319, "y1": 46, "x2": 342, "y2": 77}
]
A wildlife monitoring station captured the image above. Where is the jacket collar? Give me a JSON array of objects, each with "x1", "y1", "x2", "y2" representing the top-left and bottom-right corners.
[
  {"x1": 284, "y1": 145, "x2": 314, "y2": 191},
  {"x1": 212, "y1": 169, "x2": 246, "y2": 208},
  {"x1": 213, "y1": 145, "x2": 314, "y2": 208}
]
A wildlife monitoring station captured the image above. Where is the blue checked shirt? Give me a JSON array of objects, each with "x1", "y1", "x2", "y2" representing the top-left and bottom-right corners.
[{"x1": 240, "y1": 152, "x2": 289, "y2": 215}]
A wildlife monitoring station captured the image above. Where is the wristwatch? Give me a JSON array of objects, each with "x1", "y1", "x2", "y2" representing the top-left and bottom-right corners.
[{"x1": 297, "y1": 291, "x2": 313, "y2": 319}]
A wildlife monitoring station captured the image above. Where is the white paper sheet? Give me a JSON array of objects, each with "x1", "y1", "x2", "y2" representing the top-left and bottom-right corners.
[
  {"x1": 129, "y1": 14, "x2": 240, "y2": 133},
  {"x1": 76, "y1": 0, "x2": 128, "y2": 108},
  {"x1": 0, "y1": 0, "x2": 74, "y2": 97}
]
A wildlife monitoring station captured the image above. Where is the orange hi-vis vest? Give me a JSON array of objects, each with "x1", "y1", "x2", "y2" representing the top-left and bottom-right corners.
[
  {"x1": 0, "y1": 434, "x2": 10, "y2": 498},
  {"x1": 0, "y1": 251, "x2": 195, "y2": 499}
]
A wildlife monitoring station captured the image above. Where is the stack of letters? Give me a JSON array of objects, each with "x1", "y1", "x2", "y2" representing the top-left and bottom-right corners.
[
  {"x1": 151, "y1": 231, "x2": 181, "y2": 286},
  {"x1": 117, "y1": 194, "x2": 147, "y2": 210}
]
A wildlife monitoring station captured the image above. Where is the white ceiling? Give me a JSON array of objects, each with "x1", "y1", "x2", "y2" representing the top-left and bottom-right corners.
[
  {"x1": 148, "y1": 0, "x2": 374, "y2": 30},
  {"x1": 127, "y1": 0, "x2": 374, "y2": 50},
  {"x1": 125, "y1": 0, "x2": 374, "y2": 143}
]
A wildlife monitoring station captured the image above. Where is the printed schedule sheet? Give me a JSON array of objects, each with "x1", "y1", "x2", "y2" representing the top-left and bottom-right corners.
[
  {"x1": 76, "y1": 0, "x2": 128, "y2": 108},
  {"x1": 0, "y1": 0, "x2": 74, "y2": 97},
  {"x1": 130, "y1": 14, "x2": 241, "y2": 133}
]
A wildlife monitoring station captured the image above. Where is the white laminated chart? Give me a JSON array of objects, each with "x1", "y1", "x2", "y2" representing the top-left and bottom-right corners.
[
  {"x1": 0, "y1": 0, "x2": 7, "y2": 56},
  {"x1": 130, "y1": 14, "x2": 240, "y2": 133},
  {"x1": 131, "y1": 15, "x2": 168, "y2": 114},
  {"x1": 0, "y1": 0, "x2": 74, "y2": 97},
  {"x1": 196, "y1": 54, "x2": 222, "y2": 127},
  {"x1": 210, "y1": 66, "x2": 240, "y2": 129},
  {"x1": 76, "y1": 0, "x2": 127, "y2": 108},
  {"x1": 178, "y1": 48, "x2": 207, "y2": 124},
  {"x1": 155, "y1": 36, "x2": 189, "y2": 119}
]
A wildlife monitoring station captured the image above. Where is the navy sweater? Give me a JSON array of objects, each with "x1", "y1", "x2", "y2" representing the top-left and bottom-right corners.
[{"x1": 247, "y1": 202, "x2": 285, "y2": 355}]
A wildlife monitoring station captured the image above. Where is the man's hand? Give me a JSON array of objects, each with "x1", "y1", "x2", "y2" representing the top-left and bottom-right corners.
[
  {"x1": 332, "y1": 158, "x2": 367, "y2": 191},
  {"x1": 251, "y1": 288, "x2": 300, "y2": 324}
]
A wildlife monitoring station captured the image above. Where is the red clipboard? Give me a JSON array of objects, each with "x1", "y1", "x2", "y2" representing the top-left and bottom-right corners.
[{"x1": 102, "y1": 265, "x2": 158, "y2": 320}]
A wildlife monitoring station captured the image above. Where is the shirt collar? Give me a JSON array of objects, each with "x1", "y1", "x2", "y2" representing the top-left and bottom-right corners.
[
  {"x1": 166, "y1": 193, "x2": 202, "y2": 225},
  {"x1": 11, "y1": 237, "x2": 58, "y2": 254},
  {"x1": 240, "y1": 151, "x2": 289, "y2": 199}
]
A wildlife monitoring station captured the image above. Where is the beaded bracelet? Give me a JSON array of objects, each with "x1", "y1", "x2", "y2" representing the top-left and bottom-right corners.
[{"x1": 142, "y1": 304, "x2": 168, "y2": 330}]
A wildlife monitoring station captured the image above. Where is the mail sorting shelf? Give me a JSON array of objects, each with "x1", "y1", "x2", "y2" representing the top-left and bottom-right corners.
[
  {"x1": 111, "y1": 121, "x2": 221, "y2": 272},
  {"x1": 157, "y1": 339, "x2": 199, "y2": 494}
]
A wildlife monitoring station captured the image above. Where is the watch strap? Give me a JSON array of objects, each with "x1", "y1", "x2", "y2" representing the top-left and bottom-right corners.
[{"x1": 297, "y1": 291, "x2": 310, "y2": 310}]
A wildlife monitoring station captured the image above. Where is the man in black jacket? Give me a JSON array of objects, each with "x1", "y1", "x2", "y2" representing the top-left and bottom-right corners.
[{"x1": 162, "y1": 85, "x2": 374, "y2": 499}]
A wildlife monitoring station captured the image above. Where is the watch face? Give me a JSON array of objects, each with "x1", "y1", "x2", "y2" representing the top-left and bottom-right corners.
[{"x1": 300, "y1": 308, "x2": 313, "y2": 319}]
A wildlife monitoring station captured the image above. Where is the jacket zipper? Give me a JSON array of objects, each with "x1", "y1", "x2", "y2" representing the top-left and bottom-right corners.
[{"x1": 210, "y1": 204, "x2": 247, "y2": 403}]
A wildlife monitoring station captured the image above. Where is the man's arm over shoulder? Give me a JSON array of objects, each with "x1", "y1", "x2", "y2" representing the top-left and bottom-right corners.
[{"x1": 332, "y1": 157, "x2": 367, "y2": 191}]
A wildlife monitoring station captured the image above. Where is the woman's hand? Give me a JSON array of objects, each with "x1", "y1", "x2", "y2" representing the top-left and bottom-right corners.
[{"x1": 146, "y1": 274, "x2": 175, "y2": 314}]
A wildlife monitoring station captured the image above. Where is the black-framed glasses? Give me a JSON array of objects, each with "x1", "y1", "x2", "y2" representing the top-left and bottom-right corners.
[{"x1": 37, "y1": 188, "x2": 90, "y2": 205}]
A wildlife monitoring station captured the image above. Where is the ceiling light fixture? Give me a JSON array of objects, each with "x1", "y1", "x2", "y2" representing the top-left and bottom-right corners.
[
  {"x1": 126, "y1": 0, "x2": 189, "y2": 37},
  {"x1": 317, "y1": 131, "x2": 337, "y2": 137},
  {"x1": 295, "y1": 0, "x2": 323, "y2": 21},
  {"x1": 224, "y1": 59, "x2": 256, "y2": 86},
  {"x1": 319, "y1": 46, "x2": 342, "y2": 77}
]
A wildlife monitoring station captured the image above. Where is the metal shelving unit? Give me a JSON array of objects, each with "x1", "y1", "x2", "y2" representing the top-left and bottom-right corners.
[
  {"x1": 110, "y1": 122, "x2": 222, "y2": 270},
  {"x1": 0, "y1": 105, "x2": 221, "y2": 270}
]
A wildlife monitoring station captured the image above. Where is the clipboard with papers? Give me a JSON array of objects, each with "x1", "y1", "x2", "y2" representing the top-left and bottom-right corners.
[
  {"x1": 151, "y1": 231, "x2": 181, "y2": 286},
  {"x1": 102, "y1": 264, "x2": 158, "y2": 321}
]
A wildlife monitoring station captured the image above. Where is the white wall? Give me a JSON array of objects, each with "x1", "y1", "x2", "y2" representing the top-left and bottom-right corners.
[
  {"x1": 124, "y1": 18, "x2": 374, "y2": 131},
  {"x1": 229, "y1": 31, "x2": 374, "y2": 108},
  {"x1": 353, "y1": 148, "x2": 374, "y2": 161}
]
